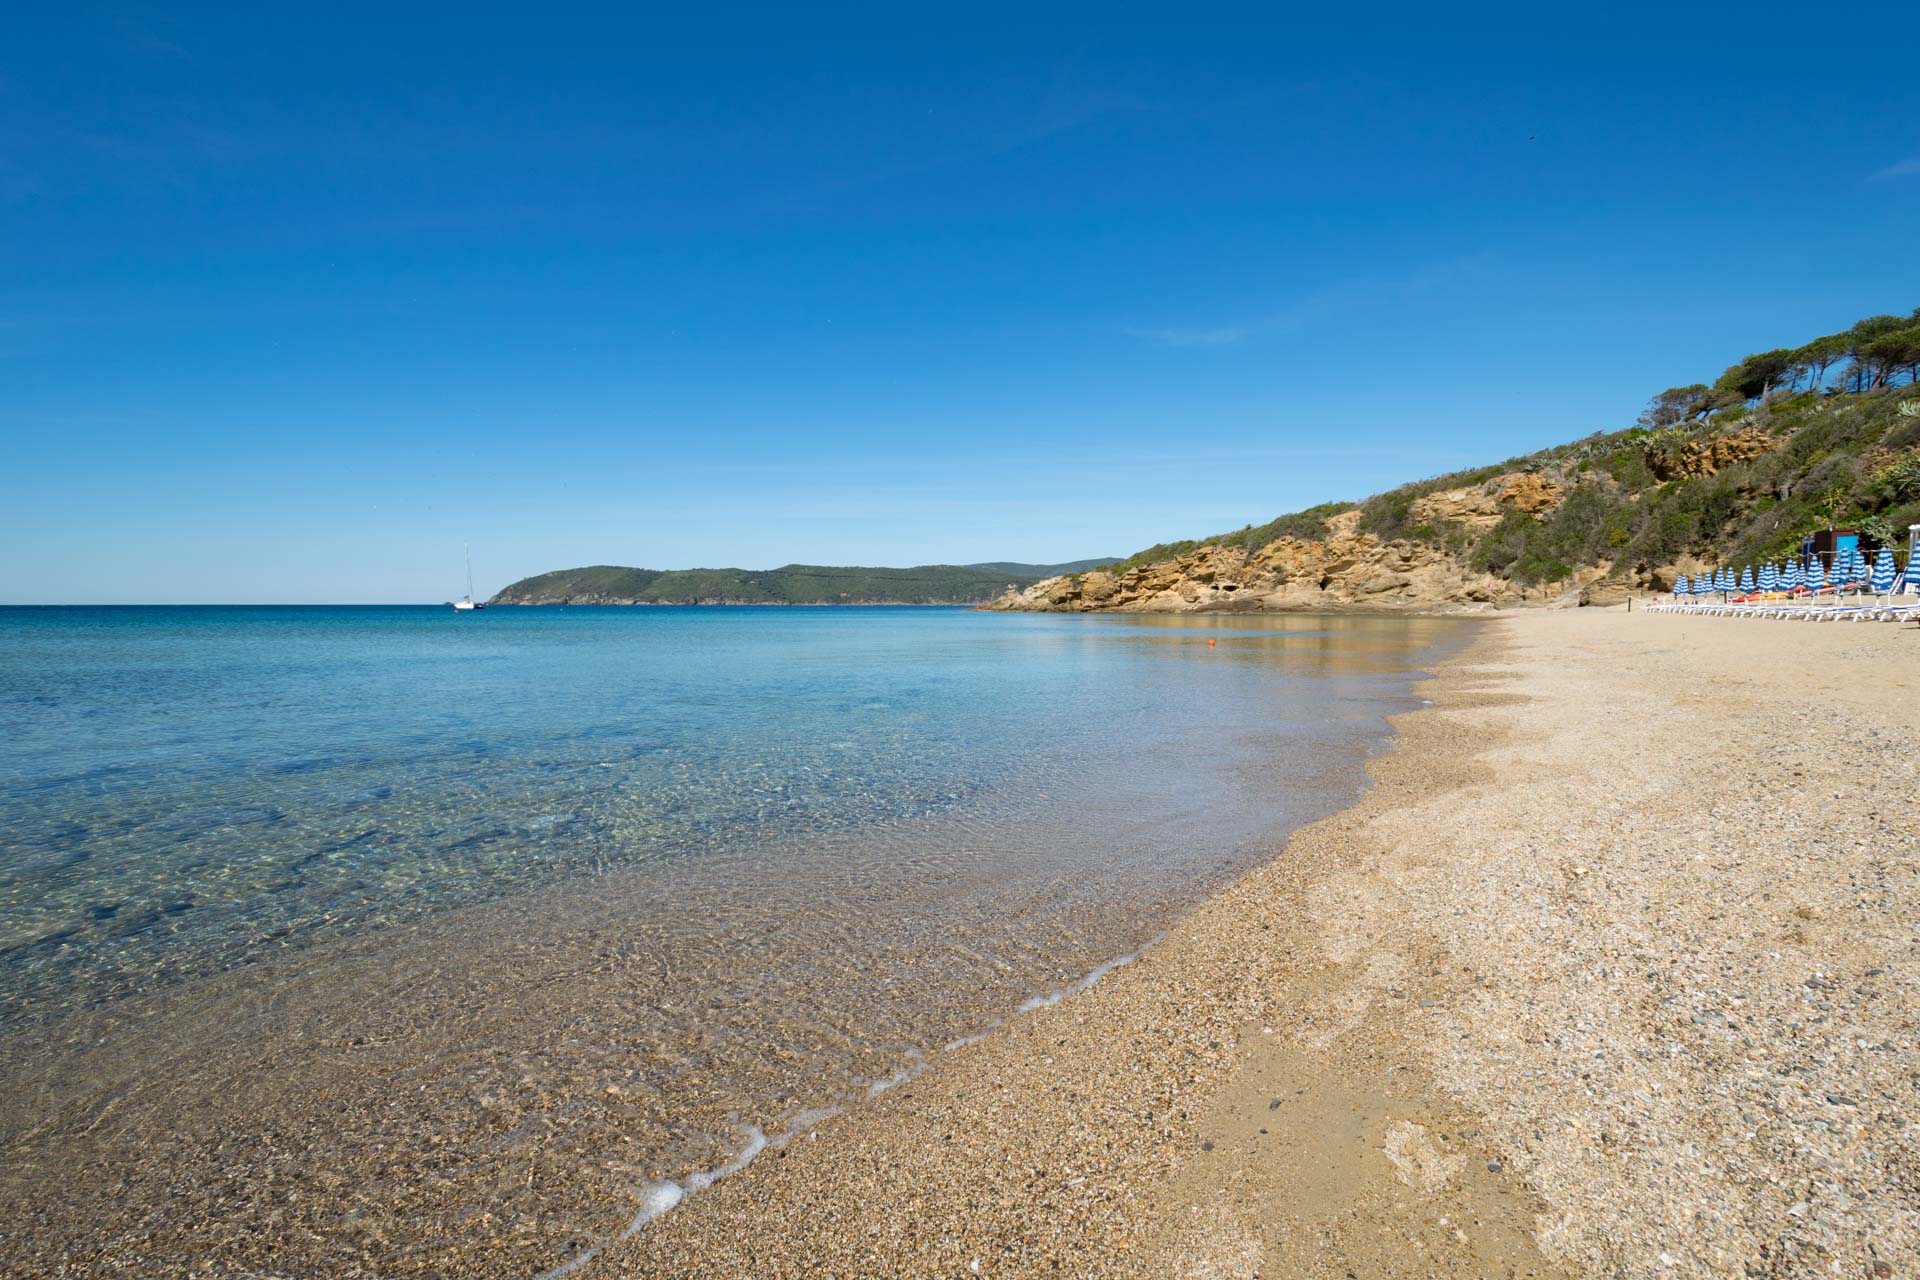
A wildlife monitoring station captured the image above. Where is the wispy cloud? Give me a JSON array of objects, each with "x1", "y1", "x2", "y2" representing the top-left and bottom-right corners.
[
  {"x1": 1116, "y1": 253, "x2": 1496, "y2": 353},
  {"x1": 1261, "y1": 252, "x2": 1498, "y2": 332},
  {"x1": 1873, "y1": 155, "x2": 1920, "y2": 179},
  {"x1": 112, "y1": 16, "x2": 191, "y2": 59},
  {"x1": 1120, "y1": 325, "x2": 1246, "y2": 348}
]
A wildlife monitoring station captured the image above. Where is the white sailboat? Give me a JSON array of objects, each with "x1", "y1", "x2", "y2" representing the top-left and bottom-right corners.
[{"x1": 453, "y1": 544, "x2": 485, "y2": 611}]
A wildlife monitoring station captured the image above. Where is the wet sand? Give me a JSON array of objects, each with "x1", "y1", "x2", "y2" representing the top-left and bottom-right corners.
[{"x1": 597, "y1": 609, "x2": 1919, "y2": 1278}]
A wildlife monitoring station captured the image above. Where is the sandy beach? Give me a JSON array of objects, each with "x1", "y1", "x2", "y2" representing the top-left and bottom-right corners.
[{"x1": 592, "y1": 608, "x2": 1920, "y2": 1278}]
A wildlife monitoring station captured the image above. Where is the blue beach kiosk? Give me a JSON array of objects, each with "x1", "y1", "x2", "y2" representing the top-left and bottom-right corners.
[{"x1": 1802, "y1": 529, "x2": 1861, "y2": 578}]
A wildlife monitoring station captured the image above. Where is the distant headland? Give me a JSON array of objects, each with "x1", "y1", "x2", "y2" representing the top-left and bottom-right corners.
[{"x1": 488, "y1": 560, "x2": 1118, "y2": 606}]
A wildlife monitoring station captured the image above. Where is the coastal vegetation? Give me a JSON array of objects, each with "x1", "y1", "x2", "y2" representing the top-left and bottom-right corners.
[
  {"x1": 490, "y1": 560, "x2": 1114, "y2": 605},
  {"x1": 1109, "y1": 308, "x2": 1920, "y2": 593}
]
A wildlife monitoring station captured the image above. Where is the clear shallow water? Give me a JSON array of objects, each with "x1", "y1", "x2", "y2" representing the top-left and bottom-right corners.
[
  {"x1": 2, "y1": 605, "x2": 1453, "y2": 1026},
  {"x1": 0, "y1": 604, "x2": 1469, "y2": 1275}
]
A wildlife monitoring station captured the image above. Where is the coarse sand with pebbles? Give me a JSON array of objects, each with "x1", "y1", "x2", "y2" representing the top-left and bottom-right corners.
[{"x1": 590, "y1": 608, "x2": 1919, "y2": 1279}]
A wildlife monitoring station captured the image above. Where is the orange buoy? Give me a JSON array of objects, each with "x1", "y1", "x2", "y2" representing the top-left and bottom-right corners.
[{"x1": 1208, "y1": 638, "x2": 1216, "y2": 648}]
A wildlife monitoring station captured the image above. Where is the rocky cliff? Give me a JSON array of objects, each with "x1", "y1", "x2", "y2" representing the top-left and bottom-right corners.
[{"x1": 985, "y1": 475, "x2": 1626, "y2": 615}]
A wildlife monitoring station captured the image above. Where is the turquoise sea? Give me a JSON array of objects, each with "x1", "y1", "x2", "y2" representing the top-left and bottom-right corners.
[{"x1": 0, "y1": 604, "x2": 1466, "y2": 1275}]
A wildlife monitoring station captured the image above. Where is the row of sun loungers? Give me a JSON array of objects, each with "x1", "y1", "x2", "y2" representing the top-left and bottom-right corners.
[{"x1": 1648, "y1": 597, "x2": 1920, "y2": 622}]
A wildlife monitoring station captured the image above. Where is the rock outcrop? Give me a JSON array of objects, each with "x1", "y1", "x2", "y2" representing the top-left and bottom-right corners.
[
  {"x1": 1410, "y1": 472, "x2": 1566, "y2": 529},
  {"x1": 987, "y1": 469, "x2": 1635, "y2": 615},
  {"x1": 1643, "y1": 427, "x2": 1775, "y2": 481},
  {"x1": 985, "y1": 527, "x2": 1617, "y2": 615}
]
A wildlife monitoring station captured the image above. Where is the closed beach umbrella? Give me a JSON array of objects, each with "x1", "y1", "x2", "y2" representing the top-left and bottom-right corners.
[
  {"x1": 1807, "y1": 558, "x2": 1827, "y2": 593},
  {"x1": 1739, "y1": 566, "x2": 1754, "y2": 593},
  {"x1": 1759, "y1": 563, "x2": 1778, "y2": 592},
  {"x1": 1783, "y1": 560, "x2": 1802, "y2": 592},
  {"x1": 1674, "y1": 573, "x2": 1688, "y2": 597},
  {"x1": 1872, "y1": 547, "x2": 1897, "y2": 594}
]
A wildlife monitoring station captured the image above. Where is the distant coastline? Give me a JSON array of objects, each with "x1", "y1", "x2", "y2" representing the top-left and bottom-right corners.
[
  {"x1": 488, "y1": 559, "x2": 1117, "y2": 607},
  {"x1": 487, "y1": 599, "x2": 990, "y2": 607}
]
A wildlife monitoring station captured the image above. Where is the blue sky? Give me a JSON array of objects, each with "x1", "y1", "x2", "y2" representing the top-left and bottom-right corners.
[{"x1": 3, "y1": 3, "x2": 1917, "y2": 602}]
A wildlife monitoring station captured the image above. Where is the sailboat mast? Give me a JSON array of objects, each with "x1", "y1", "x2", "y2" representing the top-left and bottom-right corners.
[{"x1": 465, "y1": 543, "x2": 474, "y2": 602}]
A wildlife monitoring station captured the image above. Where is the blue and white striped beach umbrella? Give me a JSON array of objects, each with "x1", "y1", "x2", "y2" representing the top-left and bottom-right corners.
[
  {"x1": 1783, "y1": 559, "x2": 1802, "y2": 591},
  {"x1": 1759, "y1": 563, "x2": 1778, "y2": 592},
  {"x1": 1695, "y1": 571, "x2": 1714, "y2": 597},
  {"x1": 1673, "y1": 573, "x2": 1688, "y2": 597},
  {"x1": 1739, "y1": 566, "x2": 1755, "y2": 593},
  {"x1": 1872, "y1": 547, "x2": 1897, "y2": 594},
  {"x1": 1806, "y1": 558, "x2": 1827, "y2": 593}
]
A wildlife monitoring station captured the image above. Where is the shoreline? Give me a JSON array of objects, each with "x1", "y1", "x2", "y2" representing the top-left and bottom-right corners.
[
  {"x1": 587, "y1": 614, "x2": 1525, "y2": 1277},
  {"x1": 596, "y1": 608, "x2": 1919, "y2": 1278},
  {"x1": 0, "y1": 613, "x2": 1462, "y2": 1278},
  {"x1": 8, "y1": 610, "x2": 1912, "y2": 1276}
]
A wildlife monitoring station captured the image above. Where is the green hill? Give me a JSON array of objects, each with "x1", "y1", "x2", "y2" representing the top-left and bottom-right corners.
[
  {"x1": 990, "y1": 307, "x2": 1920, "y2": 614},
  {"x1": 1115, "y1": 308, "x2": 1920, "y2": 589},
  {"x1": 489, "y1": 562, "x2": 1077, "y2": 606}
]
